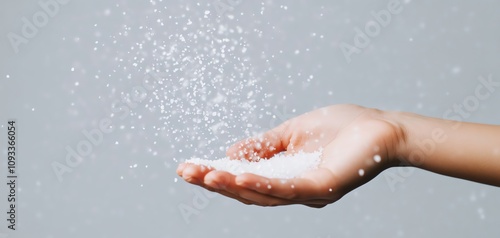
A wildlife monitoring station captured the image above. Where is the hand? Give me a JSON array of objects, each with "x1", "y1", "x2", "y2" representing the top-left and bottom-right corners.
[{"x1": 177, "y1": 104, "x2": 407, "y2": 208}]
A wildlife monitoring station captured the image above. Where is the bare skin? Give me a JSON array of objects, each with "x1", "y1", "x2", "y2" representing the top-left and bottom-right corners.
[{"x1": 176, "y1": 104, "x2": 500, "y2": 208}]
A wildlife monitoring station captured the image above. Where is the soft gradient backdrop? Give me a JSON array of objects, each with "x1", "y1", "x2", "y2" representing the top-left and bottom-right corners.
[{"x1": 1, "y1": 0, "x2": 499, "y2": 237}]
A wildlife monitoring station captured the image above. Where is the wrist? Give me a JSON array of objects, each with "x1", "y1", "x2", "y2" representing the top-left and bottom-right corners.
[
  {"x1": 385, "y1": 110, "x2": 450, "y2": 168},
  {"x1": 381, "y1": 110, "x2": 423, "y2": 168}
]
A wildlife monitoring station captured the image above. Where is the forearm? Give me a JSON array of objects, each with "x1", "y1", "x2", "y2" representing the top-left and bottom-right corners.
[{"x1": 395, "y1": 112, "x2": 500, "y2": 186}]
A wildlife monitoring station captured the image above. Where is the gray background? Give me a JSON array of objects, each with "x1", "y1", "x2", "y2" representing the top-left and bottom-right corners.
[{"x1": 1, "y1": 0, "x2": 500, "y2": 237}]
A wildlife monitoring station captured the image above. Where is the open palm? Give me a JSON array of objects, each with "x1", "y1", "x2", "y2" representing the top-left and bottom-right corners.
[{"x1": 177, "y1": 104, "x2": 406, "y2": 208}]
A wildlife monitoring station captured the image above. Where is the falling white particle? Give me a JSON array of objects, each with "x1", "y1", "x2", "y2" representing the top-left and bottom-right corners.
[
  {"x1": 267, "y1": 184, "x2": 272, "y2": 189},
  {"x1": 358, "y1": 169, "x2": 365, "y2": 176},
  {"x1": 477, "y1": 207, "x2": 485, "y2": 220},
  {"x1": 174, "y1": 178, "x2": 178, "y2": 183},
  {"x1": 373, "y1": 155, "x2": 382, "y2": 163},
  {"x1": 120, "y1": 176, "x2": 124, "y2": 180},
  {"x1": 31, "y1": 108, "x2": 35, "y2": 111},
  {"x1": 329, "y1": 188, "x2": 333, "y2": 192},
  {"x1": 451, "y1": 66, "x2": 461, "y2": 74},
  {"x1": 75, "y1": 82, "x2": 79, "y2": 86},
  {"x1": 6, "y1": 75, "x2": 10, "y2": 79},
  {"x1": 71, "y1": 67, "x2": 75, "y2": 72},
  {"x1": 470, "y1": 193, "x2": 477, "y2": 202},
  {"x1": 256, "y1": 182, "x2": 261, "y2": 188},
  {"x1": 185, "y1": 150, "x2": 322, "y2": 179}
]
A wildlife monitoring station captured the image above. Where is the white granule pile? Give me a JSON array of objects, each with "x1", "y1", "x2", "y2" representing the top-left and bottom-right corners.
[{"x1": 185, "y1": 151, "x2": 322, "y2": 179}]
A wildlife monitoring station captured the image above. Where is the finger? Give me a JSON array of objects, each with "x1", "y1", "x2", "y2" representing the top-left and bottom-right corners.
[
  {"x1": 237, "y1": 185, "x2": 333, "y2": 206},
  {"x1": 226, "y1": 121, "x2": 291, "y2": 161},
  {"x1": 198, "y1": 183, "x2": 255, "y2": 206},
  {"x1": 180, "y1": 163, "x2": 214, "y2": 185},
  {"x1": 237, "y1": 189, "x2": 295, "y2": 207},
  {"x1": 235, "y1": 168, "x2": 340, "y2": 201},
  {"x1": 201, "y1": 182, "x2": 330, "y2": 207},
  {"x1": 204, "y1": 170, "x2": 293, "y2": 207},
  {"x1": 305, "y1": 204, "x2": 327, "y2": 209},
  {"x1": 178, "y1": 164, "x2": 256, "y2": 205},
  {"x1": 176, "y1": 163, "x2": 188, "y2": 177}
]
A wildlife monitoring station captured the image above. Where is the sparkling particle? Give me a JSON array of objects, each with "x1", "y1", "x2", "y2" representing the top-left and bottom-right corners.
[
  {"x1": 451, "y1": 66, "x2": 462, "y2": 75},
  {"x1": 373, "y1": 155, "x2": 382, "y2": 163},
  {"x1": 88, "y1": 4, "x2": 295, "y2": 188},
  {"x1": 256, "y1": 182, "x2": 261, "y2": 188},
  {"x1": 358, "y1": 169, "x2": 365, "y2": 176},
  {"x1": 329, "y1": 188, "x2": 333, "y2": 192},
  {"x1": 267, "y1": 184, "x2": 272, "y2": 189},
  {"x1": 477, "y1": 207, "x2": 485, "y2": 220}
]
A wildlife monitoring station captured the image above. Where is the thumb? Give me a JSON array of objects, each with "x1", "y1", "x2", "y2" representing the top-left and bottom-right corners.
[{"x1": 226, "y1": 121, "x2": 291, "y2": 161}]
